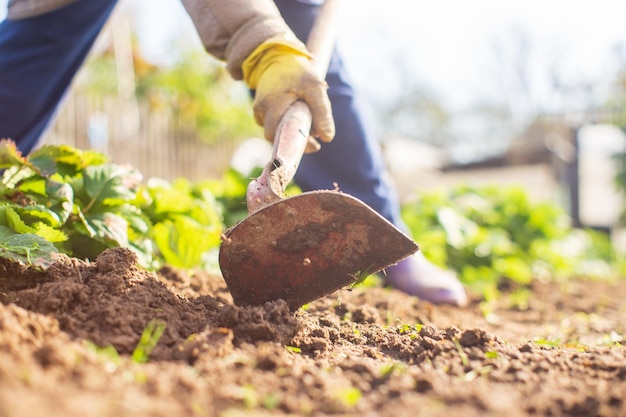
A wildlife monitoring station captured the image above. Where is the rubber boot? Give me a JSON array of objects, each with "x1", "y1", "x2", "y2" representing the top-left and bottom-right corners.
[{"x1": 383, "y1": 252, "x2": 469, "y2": 306}]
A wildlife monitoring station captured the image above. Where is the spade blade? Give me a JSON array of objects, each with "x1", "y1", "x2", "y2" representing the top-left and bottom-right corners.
[{"x1": 219, "y1": 190, "x2": 419, "y2": 309}]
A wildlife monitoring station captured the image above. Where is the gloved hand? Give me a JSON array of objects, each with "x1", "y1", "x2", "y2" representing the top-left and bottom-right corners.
[{"x1": 242, "y1": 38, "x2": 335, "y2": 152}]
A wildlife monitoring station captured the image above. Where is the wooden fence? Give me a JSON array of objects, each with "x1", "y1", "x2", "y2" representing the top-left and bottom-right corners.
[{"x1": 41, "y1": 91, "x2": 242, "y2": 182}]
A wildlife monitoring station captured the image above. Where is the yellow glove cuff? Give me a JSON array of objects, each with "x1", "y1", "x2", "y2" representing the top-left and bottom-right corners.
[{"x1": 242, "y1": 38, "x2": 313, "y2": 89}]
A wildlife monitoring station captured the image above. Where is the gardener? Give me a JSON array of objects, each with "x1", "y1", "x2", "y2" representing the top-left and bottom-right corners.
[{"x1": 0, "y1": 0, "x2": 467, "y2": 306}]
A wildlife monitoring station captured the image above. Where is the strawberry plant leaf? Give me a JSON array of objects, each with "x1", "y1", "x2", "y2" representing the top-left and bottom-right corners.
[
  {"x1": 4, "y1": 206, "x2": 36, "y2": 234},
  {"x1": 65, "y1": 234, "x2": 108, "y2": 261},
  {"x1": 74, "y1": 209, "x2": 97, "y2": 237},
  {"x1": 66, "y1": 212, "x2": 128, "y2": 260},
  {"x1": 82, "y1": 212, "x2": 129, "y2": 247},
  {"x1": 45, "y1": 179, "x2": 74, "y2": 224},
  {"x1": 14, "y1": 177, "x2": 46, "y2": 195},
  {"x1": 0, "y1": 139, "x2": 28, "y2": 169},
  {"x1": 128, "y1": 237, "x2": 156, "y2": 270},
  {"x1": 153, "y1": 216, "x2": 220, "y2": 269},
  {"x1": 32, "y1": 222, "x2": 68, "y2": 243},
  {"x1": 0, "y1": 225, "x2": 58, "y2": 270},
  {"x1": 29, "y1": 144, "x2": 108, "y2": 177},
  {"x1": 82, "y1": 165, "x2": 141, "y2": 211},
  {"x1": 141, "y1": 178, "x2": 195, "y2": 220},
  {"x1": 13, "y1": 205, "x2": 62, "y2": 228},
  {"x1": 27, "y1": 147, "x2": 60, "y2": 177},
  {"x1": 1, "y1": 165, "x2": 37, "y2": 190}
]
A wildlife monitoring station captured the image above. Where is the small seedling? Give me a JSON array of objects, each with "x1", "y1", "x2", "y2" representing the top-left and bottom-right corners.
[
  {"x1": 454, "y1": 339, "x2": 469, "y2": 367},
  {"x1": 349, "y1": 265, "x2": 380, "y2": 288},
  {"x1": 132, "y1": 319, "x2": 166, "y2": 363},
  {"x1": 379, "y1": 362, "x2": 406, "y2": 380},
  {"x1": 397, "y1": 321, "x2": 424, "y2": 339},
  {"x1": 484, "y1": 351, "x2": 499, "y2": 359},
  {"x1": 242, "y1": 385, "x2": 258, "y2": 409},
  {"x1": 285, "y1": 345, "x2": 301, "y2": 353},
  {"x1": 335, "y1": 387, "x2": 362, "y2": 407},
  {"x1": 532, "y1": 337, "x2": 563, "y2": 348},
  {"x1": 262, "y1": 393, "x2": 281, "y2": 410}
]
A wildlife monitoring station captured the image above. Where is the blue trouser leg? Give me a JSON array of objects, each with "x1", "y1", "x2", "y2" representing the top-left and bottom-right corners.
[
  {"x1": 274, "y1": 0, "x2": 406, "y2": 230},
  {"x1": 0, "y1": 0, "x2": 118, "y2": 155}
]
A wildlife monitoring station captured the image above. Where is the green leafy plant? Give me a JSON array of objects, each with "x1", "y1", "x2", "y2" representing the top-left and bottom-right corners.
[
  {"x1": 133, "y1": 177, "x2": 223, "y2": 269},
  {"x1": 200, "y1": 168, "x2": 254, "y2": 229},
  {"x1": 0, "y1": 140, "x2": 139, "y2": 263},
  {"x1": 614, "y1": 150, "x2": 626, "y2": 223},
  {"x1": 402, "y1": 184, "x2": 626, "y2": 299},
  {"x1": 0, "y1": 140, "x2": 224, "y2": 270}
]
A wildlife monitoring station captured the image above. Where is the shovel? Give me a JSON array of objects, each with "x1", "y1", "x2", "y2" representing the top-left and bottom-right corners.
[{"x1": 219, "y1": 0, "x2": 418, "y2": 310}]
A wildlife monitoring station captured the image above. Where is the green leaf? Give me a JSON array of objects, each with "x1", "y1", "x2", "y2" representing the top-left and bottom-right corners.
[
  {"x1": 0, "y1": 225, "x2": 58, "y2": 270},
  {"x1": 146, "y1": 178, "x2": 195, "y2": 217},
  {"x1": 82, "y1": 164, "x2": 142, "y2": 210},
  {"x1": 0, "y1": 139, "x2": 28, "y2": 169},
  {"x1": 15, "y1": 177, "x2": 46, "y2": 195},
  {"x1": 27, "y1": 148, "x2": 60, "y2": 177},
  {"x1": 152, "y1": 216, "x2": 220, "y2": 268},
  {"x1": 66, "y1": 233, "x2": 108, "y2": 261},
  {"x1": 119, "y1": 204, "x2": 151, "y2": 234},
  {"x1": 14, "y1": 205, "x2": 62, "y2": 228},
  {"x1": 128, "y1": 237, "x2": 156, "y2": 270},
  {"x1": 5, "y1": 206, "x2": 37, "y2": 234},
  {"x1": 32, "y1": 222, "x2": 68, "y2": 243},
  {"x1": 29, "y1": 144, "x2": 107, "y2": 177},
  {"x1": 82, "y1": 212, "x2": 129, "y2": 247},
  {"x1": 1, "y1": 165, "x2": 37, "y2": 189},
  {"x1": 45, "y1": 179, "x2": 74, "y2": 224}
]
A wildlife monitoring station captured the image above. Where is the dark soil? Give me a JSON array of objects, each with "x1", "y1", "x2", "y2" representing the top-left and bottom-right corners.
[{"x1": 1, "y1": 247, "x2": 625, "y2": 417}]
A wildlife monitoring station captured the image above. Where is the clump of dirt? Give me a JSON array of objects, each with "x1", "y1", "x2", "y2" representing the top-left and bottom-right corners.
[
  {"x1": 1, "y1": 247, "x2": 626, "y2": 417},
  {"x1": 3, "y1": 248, "x2": 300, "y2": 360}
]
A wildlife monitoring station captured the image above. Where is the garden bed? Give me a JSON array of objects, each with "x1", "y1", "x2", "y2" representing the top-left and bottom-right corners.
[{"x1": 1, "y1": 247, "x2": 625, "y2": 417}]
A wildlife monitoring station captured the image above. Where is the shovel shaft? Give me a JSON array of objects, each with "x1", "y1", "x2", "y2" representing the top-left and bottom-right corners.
[
  {"x1": 246, "y1": 101, "x2": 311, "y2": 213},
  {"x1": 307, "y1": 0, "x2": 341, "y2": 78},
  {"x1": 246, "y1": 0, "x2": 341, "y2": 213}
]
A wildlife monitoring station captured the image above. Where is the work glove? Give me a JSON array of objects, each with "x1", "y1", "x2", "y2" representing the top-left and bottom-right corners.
[{"x1": 242, "y1": 38, "x2": 335, "y2": 152}]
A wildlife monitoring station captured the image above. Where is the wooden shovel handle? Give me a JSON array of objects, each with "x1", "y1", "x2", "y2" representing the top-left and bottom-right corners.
[
  {"x1": 246, "y1": 0, "x2": 341, "y2": 213},
  {"x1": 308, "y1": 0, "x2": 342, "y2": 78}
]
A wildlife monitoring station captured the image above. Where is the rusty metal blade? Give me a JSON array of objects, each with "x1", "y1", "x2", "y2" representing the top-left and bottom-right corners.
[{"x1": 219, "y1": 190, "x2": 419, "y2": 309}]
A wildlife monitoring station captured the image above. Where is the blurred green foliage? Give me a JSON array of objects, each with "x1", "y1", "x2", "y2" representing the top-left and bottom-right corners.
[
  {"x1": 615, "y1": 150, "x2": 626, "y2": 223},
  {"x1": 604, "y1": 64, "x2": 626, "y2": 223},
  {"x1": 402, "y1": 184, "x2": 626, "y2": 300},
  {"x1": 78, "y1": 42, "x2": 261, "y2": 144},
  {"x1": 133, "y1": 177, "x2": 223, "y2": 269}
]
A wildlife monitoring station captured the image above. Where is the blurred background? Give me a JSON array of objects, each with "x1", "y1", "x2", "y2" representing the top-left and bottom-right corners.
[{"x1": 2, "y1": 0, "x2": 626, "y2": 252}]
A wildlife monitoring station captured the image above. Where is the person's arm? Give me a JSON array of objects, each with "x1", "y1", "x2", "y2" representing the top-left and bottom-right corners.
[
  {"x1": 180, "y1": 0, "x2": 293, "y2": 80},
  {"x1": 181, "y1": 0, "x2": 334, "y2": 144}
]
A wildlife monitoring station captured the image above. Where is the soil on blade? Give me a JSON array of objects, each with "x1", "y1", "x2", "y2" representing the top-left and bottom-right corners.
[{"x1": 0, "y1": 247, "x2": 625, "y2": 417}]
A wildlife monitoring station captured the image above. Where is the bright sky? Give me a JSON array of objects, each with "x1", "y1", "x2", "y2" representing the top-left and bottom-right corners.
[{"x1": 2, "y1": 0, "x2": 626, "y2": 115}]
